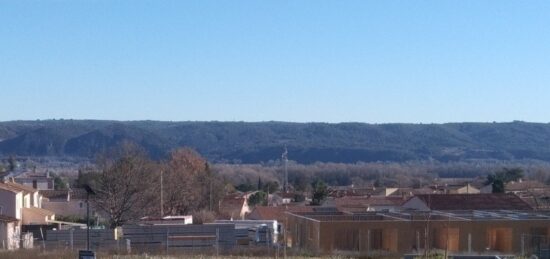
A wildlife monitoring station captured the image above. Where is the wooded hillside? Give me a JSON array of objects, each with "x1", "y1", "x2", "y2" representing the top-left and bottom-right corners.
[{"x1": 1, "y1": 120, "x2": 550, "y2": 163}]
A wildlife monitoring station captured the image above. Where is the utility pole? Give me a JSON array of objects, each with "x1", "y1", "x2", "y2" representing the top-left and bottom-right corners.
[
  {"x1": 209, "y1": 179, "x2": 213, "y2": 211},
  {"x1": 282, "y1": 147, "x2": 288, "y2": 193},
  {"x1": 284, "y1": 213, "x2": 287, "y2": 259},
  {"x1": 160, "y1": 170, "x2": 164, "y2": 217},
  {"x1": 87, "y1": 190, "x2": 90, "y2": 250}
]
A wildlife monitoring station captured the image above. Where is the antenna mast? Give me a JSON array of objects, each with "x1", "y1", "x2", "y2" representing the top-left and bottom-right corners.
[{"x1": 282, "y1": 146, "x2": 288, "y2": 193}]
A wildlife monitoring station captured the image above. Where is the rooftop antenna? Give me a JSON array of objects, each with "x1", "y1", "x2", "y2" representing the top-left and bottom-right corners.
[{"x1": 282, "y1": 146, "x2": 288, "y2": 193}]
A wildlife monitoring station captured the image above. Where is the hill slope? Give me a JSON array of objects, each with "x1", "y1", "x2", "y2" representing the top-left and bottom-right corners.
[{"x1": 1, "y1": 120, "x2": 550, "y2": 163}]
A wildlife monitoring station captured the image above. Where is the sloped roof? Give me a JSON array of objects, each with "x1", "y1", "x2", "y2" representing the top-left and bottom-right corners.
[
  {"x1": 411, "y1": 193, "x2": 533, "y2": 211},
  {"x1": 219, "y1": 197, "x2": 246, "y2": 218},
  {"x1": 4, "y1": 181, "x2": 37, "y2": 193},
  {"x1": 0, "y1": 183, "x2": 22, "y2": 193},
  {"x1": 388, "y1": 187, "x2": 438, "y2": 197},
  {"x1": 23, "y1": 207, "x2": 55, "y2": 217},
  {"x1": 0, "y1": 214, "x2": 18, "y2": 223},
  {"x1": 506, "y1": 180, "x2": 548, "y2": 191},
  {"x1": 39, "y1": 190, "x2": 68, "y2": 200},
  {"x1": 39, "y1": 188, "x2": 88, "y2": 200},
  {"x1": 69, "y1": 189, "x2": 88, "y2": 200}
]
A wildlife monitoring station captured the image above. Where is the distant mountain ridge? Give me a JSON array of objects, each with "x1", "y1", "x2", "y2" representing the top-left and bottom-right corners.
[{"x1": 1, "y1": 120, "x2": 550, "y2": 163}]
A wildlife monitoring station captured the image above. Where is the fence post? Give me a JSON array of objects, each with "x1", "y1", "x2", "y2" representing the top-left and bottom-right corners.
[
  {"x1": 521, "y1": 234, "x2": 525, "y2": 257},
  {"x1": 70, "y1": 228, "x2": 73, "y2": 250},
  {"x1": 216, "y1": 228, "x2": 220, "y2": 256},
  {"x1": 467, "y1": 233, "x2": 471, "y2": 253},
  {"x1": 126, "y1": 239, "x2": 131, "y2": 254},
  {"x1": 367, "y1": 229, "x2": 371, "y2": 255},
  {"x1": 39, "y1": 227, "x2": 45, "y2": 251},
  {"x1": 165, "y1": 227, "x2": 169, "y2": 254}
]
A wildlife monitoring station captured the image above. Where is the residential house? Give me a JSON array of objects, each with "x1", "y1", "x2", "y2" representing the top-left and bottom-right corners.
[
  {"x1": 388, "y1": 187, "x2": 437, "y2": 198},
  {"x1": 280, "y1": 192, "x2": 296, "y2": 204},
  {"x1": 328, "y1": 185, "x2": 386, "y2": 198},
  {"x1": 1, "y1": 180, "x2": 54, "y2": 225},
  {"x1": 445, "y1": 183, "x2": 480, "y2": 194},
  {"x1": 0, "y1": 215, "x2": 18, "y2": 250},
  {"x1": 0, "y1": 179, "x2": 55, "y2": 249},
  {"x1": 268, "y1": 192, "x2": 304, "y2": 206},
  {"x1": 218, "y1": 194, "x2": 251, "y2": 220},
  {"x1": 506, "y1": 180, "x2": 548, "y2": 195},
  {"x1": 40, "y1": 188, "x2": 91, "y2": 219},
  {"x1": 0, "y1": 184, "x2": 22, "y2": 250},
  {"x1": 14, "y1": 172, "x2": 55, "y2": 190}
]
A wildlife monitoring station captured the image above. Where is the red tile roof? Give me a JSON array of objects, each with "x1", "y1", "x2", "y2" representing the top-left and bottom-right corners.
[
  {"x1": 506, "y1": 180, "x2": 548, "y2": 191},
  {"x1": 4, "y1": 181, "x2": 37, "y2": 193},
  {"x1": 39, "y1": 190, "x2": 68, "y2": 200},
  {"x1": 0, "y1": 183, "x2": 22, "y2": 193},
  {"x1": 411, "y1": 193, "x2": 533, "y2": 211},
  {"x1": 39, "y1": 188, "x2": 88, "y2": 200},
  {"x1": 219, "y1": 197, "x2": 246, "y2": 219}
]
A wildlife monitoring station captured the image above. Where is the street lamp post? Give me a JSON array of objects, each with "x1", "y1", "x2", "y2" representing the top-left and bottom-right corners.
[{"x1": 80, "y1": 184, "x2": 96, "y2": 259}]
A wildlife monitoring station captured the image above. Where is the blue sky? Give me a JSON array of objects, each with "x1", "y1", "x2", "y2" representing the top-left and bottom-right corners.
[{"x1": 1, "y1": 1, "x2": 549, "y2": 123}]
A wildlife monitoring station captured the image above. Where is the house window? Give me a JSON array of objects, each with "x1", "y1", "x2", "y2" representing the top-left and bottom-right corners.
[{"x1": 32, "y1": 180, "x2": 37, "y2": 189}]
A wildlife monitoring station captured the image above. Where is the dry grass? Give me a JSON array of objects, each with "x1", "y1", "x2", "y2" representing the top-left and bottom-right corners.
[
  {"x1": 0, "y1": 248, "x2": 407, "y2": 259},
  {"x1": 0, "y1": 249, "x2": 343, "y2": 259}
]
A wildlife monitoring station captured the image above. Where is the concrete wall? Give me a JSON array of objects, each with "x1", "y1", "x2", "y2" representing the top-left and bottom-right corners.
[
  {"x1": 0, "y1": 222, "x2": 19, "y2": 250},
  {"x1": 22, "y1": 209, "x2": 49, "y2": 225}
]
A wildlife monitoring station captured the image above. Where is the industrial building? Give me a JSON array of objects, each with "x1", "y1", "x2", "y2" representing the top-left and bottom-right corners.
[{"x1": 285, "y1": 209, "x2": 550, "y2": 257}]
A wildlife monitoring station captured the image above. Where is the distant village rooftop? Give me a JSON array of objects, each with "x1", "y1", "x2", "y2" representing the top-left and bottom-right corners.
[{"x1": 404, "y1": 193, "x2": 533, "y2": 211}]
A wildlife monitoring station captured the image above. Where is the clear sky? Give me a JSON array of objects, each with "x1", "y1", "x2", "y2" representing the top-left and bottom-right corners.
[{"x1": 1, "y1": 1, "x2": 549, "y2": 123}]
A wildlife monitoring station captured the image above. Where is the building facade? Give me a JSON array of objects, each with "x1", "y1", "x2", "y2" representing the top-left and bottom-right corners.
[{"x1": 286, "y1": 210, "x2": 550, "y2": 257}]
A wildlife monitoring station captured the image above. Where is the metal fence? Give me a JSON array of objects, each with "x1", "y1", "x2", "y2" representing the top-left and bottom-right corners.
[
  {"x1": 122, "y1": 223, "x2": 236, "y2": 254},
  {"x1": 43, "y1": 228, "x2": 122, "y2": 251},
  {"x1": 522, "y1": 233, "x2": 549, "y2": 259}
]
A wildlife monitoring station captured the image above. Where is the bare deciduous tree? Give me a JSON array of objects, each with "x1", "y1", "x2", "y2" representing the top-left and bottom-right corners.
[
  {"x1": 161, "y1": 148, "x2": 224, "y2": 216},
  {"x1": 93, "y1": 142, "x2": 155, "y2": 228}
]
